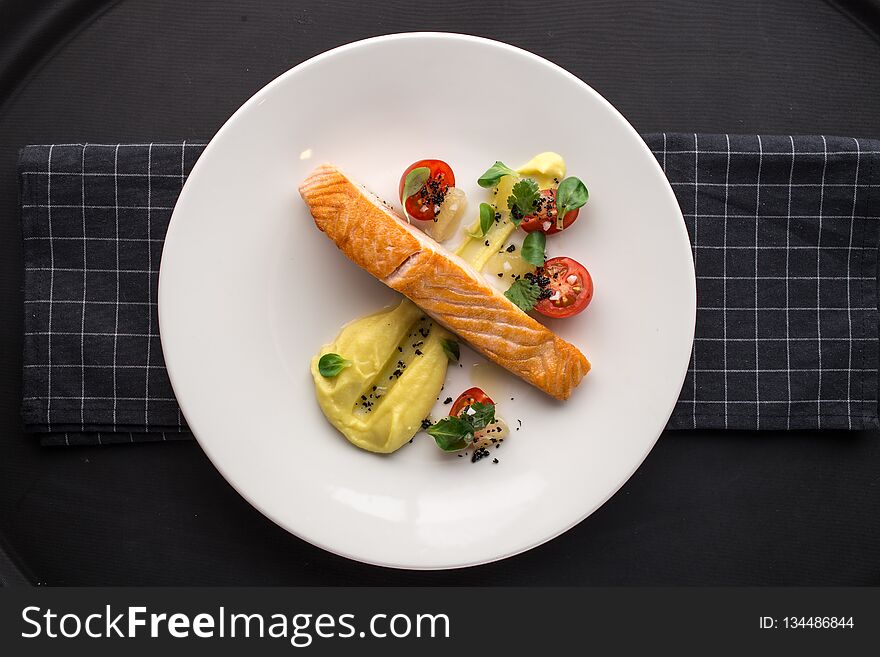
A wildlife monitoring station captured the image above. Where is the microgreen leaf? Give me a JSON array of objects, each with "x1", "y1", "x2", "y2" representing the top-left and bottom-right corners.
[
  {"x1": 477, "y1": 161, "x2": 518, "y2": 188},
  {"x1": 521, "y1": 231, "x2": 546, "y2": 266},
  {"x1": 479, "y1": 202, "x2": 495, "y2": 236},
  {"x1": 504, "y1": 278, "x2": 541, "y2": 312},
  {"x1": 467, "y1": 203, "x2": 497, "y2": 238},
  {"x1": 442, "y1": 338, "x2": 460, "y2": 362},
  {"x1": 318, "y1": 353, "x2": 351, "y2": 377},
  {"x1": 555, "y1": 176, "x2": 588, "y2": 230},
  {"x1": 507, "y1": 178, "x2": 541, "y2": 226},
  {"x1": 401, "y1": 166, "x2": 431, "y2": 203},
  {"x1": 466, "y1": 401, "x2": 496, "y2": 432},
  {"x1": 427, "y1": 400, "x2": 497, "y2": 451},
  {"x1": 427, "y1": 416, "x2": 474, "y2": 451}
]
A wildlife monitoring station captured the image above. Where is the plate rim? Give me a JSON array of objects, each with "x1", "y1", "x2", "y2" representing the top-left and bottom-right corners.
[{"x1": 158, "y1": 31, "x2": 696, "y2": 570}]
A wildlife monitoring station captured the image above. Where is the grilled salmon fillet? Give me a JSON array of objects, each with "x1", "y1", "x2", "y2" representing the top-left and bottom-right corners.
[{"x1": 299, "y1": 164, "x2": 590, "y2": 400}]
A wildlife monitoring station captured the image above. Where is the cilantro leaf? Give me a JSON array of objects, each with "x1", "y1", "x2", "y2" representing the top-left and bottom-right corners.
[
  {"x1": 555, "y1": 176, "x2": 588, "y2": 229},
  {"x1": 504, "y1": 278, "x2": 541, "y2": 312},
  {"x1": 466, "y1": 401, "x2": 496, "y2": 431},
  {"x1": 427, "y1": 416, "x2": 474, "y2": 451},
  {"x1": 507, "y1": 178, "x2": 541, "y2": 226},
  {"x1": 318, "y1": 353, "x2": 351, "y2": 377},
  {"x1": 477, "y1": 161, "x2": 518, "y2": 188},
  {"x1": 521, "y1": 231, "x2": 546, "y2": 266},
  {"x1": 442, "y1": 338, "x2": 460, "y2": 362}
]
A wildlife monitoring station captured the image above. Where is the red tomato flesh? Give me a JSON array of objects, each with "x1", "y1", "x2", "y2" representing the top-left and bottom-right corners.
[
  {"x1": 450, "y1": 387, "x2": 494, "y2": 417},
  {"x1": 534, "y1": 256, "x2": 593, "y2": 318},
  {"x1": 398, "y1": 159, "x2": 456, "y2": 221},
  {"x1": 519, "y1": 188, "x2": 579, "y2": 235}
]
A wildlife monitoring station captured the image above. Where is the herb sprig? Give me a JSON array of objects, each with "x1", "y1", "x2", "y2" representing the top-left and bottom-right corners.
[
  {"x1": 555, "y1": 176, "x2": 589, "y2": 229},
  {"x1": 521, "y1": 231, "x2": 546, "y2": 266},
  {"x1": 400, "y1": 167, "x2": 431, "y2": 220},
  {"x1": 427, "y1": 401, "x2": 496, "y2": 451},
  {"x1": 477, "y1": 161, "x2": 518, "y2": 188},
  {"x1": 507, "y1": 178, "x2": 541, "y2": 226},
  {"x1": 442, "y1": 338, "x2": 460, "y2": 362},
  {"x1": 504, "y1": 278, "x2": 541, "y2": 312},
  {"x1": 318, "y1": 353, "x2": 351, "y2": 377},
  {"x1": 469, "y1": 203, "x2": 496, "y2": 238}
]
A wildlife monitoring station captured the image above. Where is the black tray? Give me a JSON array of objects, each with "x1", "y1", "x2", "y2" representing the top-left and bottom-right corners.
[{"x1": 2, "y1": 0, "x2": 880, "y2": 586}]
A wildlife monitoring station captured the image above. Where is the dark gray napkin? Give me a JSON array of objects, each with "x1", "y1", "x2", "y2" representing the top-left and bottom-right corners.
[
  {"x1": 20, "y1": 143, "x2": 205, "y2": 445},
  {"x1": 19, "y1": 135, "x2": 880, "y2": 445},
  {"x1": 648, "y1": 134, "x2": 879, "y2": 430}
]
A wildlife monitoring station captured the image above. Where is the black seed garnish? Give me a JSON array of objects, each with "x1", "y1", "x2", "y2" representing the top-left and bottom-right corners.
[
  {"x1": 471, "y1": 447, "x2": 491, "y2": 463},
  {"x1": 443, "y1": 397, "x2": 453, "y2": 404},
  {"x1": 506, "y1": 244, "x2": 516, "y2": 253}
]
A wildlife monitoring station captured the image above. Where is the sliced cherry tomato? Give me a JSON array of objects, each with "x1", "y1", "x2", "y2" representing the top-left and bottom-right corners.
[
  {"x1": 534, "y1": 256, "x2": 593, "y2": 318},
  {"x1": 450, "y1": 387, "x2": 494, "y2": 417},
  {"x1": 519, "y1": 188, "x2": 579, "y2": 235},
  {"x1": 398, "y1": 159, "x2": 456, "y2": 221}
]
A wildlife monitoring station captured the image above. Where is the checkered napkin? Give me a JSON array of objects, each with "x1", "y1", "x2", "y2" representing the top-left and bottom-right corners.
[
  {"x1": 648, "y1": 134, "x2": 880, "y2": 430},
  {"x1": 20, "y1": 143, "x2": 205, "y2": 445},
  {"x1": 18, "y1": 135, "x2": 880, "y2": 445}
]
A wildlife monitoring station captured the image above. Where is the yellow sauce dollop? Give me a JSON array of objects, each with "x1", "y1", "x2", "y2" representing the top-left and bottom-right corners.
[{"x1": 516, "y1": 151, "x2": 566, "y2": 189}]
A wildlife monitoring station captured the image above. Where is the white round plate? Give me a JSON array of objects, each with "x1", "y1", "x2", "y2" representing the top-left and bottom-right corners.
[{"x1": 159, "y1": 33, "x2": 695, "y2": 569}]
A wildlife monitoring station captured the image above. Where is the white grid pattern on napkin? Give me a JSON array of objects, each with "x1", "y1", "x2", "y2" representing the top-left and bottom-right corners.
[
  {"x1": 20, "y1": 143, "x2": 207, "y2": 445},
  {"x1": 648, "y1": 133, "x2": 879, "y2": 431}
]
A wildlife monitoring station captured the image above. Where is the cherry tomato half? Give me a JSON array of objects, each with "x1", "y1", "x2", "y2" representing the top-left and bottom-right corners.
[
  {"x1": 450, "y1": 387, "x2": 494, "y2": 417},
  {"x1": 519, "y1": 188, "x2": 579, "y2": 235},
  {"x1": 398, "y1": 159, "x2": 456, "y2": 221},
  {"x1": 534, "y1": 256, "x2": 593, "y2": 318}
]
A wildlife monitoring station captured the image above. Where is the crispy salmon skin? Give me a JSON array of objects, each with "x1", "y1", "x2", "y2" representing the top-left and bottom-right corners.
[{"x1": 299, "y1": 163, "x2": 590, "y2": 400}]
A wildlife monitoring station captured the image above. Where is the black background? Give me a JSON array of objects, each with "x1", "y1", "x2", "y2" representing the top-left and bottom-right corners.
[{"x1": 1, "y1": 0, "x2": 879, "y2": 585}]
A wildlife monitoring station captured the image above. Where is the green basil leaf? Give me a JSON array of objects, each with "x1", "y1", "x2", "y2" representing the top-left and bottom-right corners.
[
  {"x1": 401, "y1": 166, "x2": 431, "y2": 203},
  {"x1": 427, "y1": 416, "x2": 474, "y2": 451},
  {"x1": 467, "y1": 202, "x2": 497, "y2": 238},
  {"x1": 441, "y1": 338, "x2": 460, "y2": 362},
  {"x1": 479, "y1": 202, "x2": 495, "y2": 235},
  {"x1": 521, "y1": 231, "x2": 546, "y2": 266},
  {"x1": 555, "y1": 176, "x2": 588, "y2": 230},
  {"x1": 477, "y1": 161, "x2": 518, "y2": 188},
  {"x1": 503, "y1": 278, "x2": 541, "y2": 312},
  {"x1": 507, "y1": 178, "x2": 541, "y2": 226},
  {"x1": 318, "y1": 353, "x2": 351, "y2": 377},
  {"x1": 465, "y1": 401, "x2": 496, "y2": 431}
]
